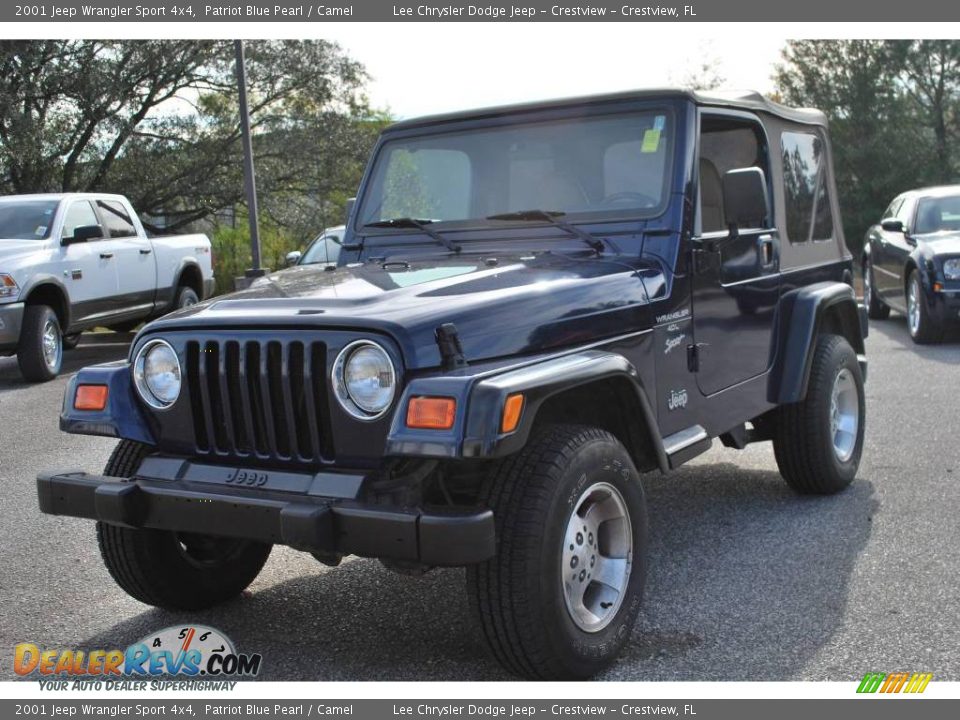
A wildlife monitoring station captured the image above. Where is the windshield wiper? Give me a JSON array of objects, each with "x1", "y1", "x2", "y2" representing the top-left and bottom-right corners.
[
  {"x1": 361, "y1": 217, "x2": 461, "y2": 253},
  {"x1": 486, "y1": 209, "x2": 606, "y2": 254}
]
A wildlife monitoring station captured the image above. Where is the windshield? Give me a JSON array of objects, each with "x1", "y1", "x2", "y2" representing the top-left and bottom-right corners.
[
  {"x1": 0, "y1": 200, "x2": 59, "y2": 240},
  {"x1": 357, "y1": 110, "x2": 674, "y2": 230},
  {"x1": 915, "y1": 195, "x2": 960, "y2": 234}
]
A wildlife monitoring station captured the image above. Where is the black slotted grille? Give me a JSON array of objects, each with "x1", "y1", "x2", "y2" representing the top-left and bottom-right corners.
[{"x1": 186, "y1": 338, "x2": 333, "y2": 463}]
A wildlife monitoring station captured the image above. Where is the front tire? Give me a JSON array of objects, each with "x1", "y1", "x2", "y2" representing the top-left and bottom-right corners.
[
  {"x1": 96, "y1": 440, "x2": 272, "y2": 610},
  {"x1": 863, "y1": 256, "x2": 889, "y2": 320},
  {"x1": 467, "y1": 425, "x2": 648, "y2": 679},
  {"x1": 773, "y1": 334, "x2": 865, "y2": 494},
  {"x1": 17, "y1": 304, "x2": 63, "y2": 382},
  {"x1": 906, "y1": 269, "x2": 941, "y2": 344}
]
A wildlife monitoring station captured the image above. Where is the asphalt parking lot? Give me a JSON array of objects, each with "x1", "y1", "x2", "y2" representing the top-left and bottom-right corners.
[{"x1": 1, "y1": 318, "x2": 958, "y2": 682}]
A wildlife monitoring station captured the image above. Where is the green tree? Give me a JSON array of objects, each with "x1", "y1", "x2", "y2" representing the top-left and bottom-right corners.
[{"x1": 0, "y1": 40, "x2": 386, "y2": 242}]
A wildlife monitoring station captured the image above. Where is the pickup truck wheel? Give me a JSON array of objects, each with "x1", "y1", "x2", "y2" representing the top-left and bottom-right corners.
[
  {"x1": 773, "y1": 334, "x2": 865, "y2": 494},
  {"x1": 863, "y1": 257, "x2": 890, "y2": 320},
  {"x1": 174, "y1": 285, "x2": 199, "y2": 309},
  {"x1": 906, "y1": 269, "x2": 941, "y2": 344},
  {"x1": 467, "y1": 424, "x2": 648, "y2": 679},
  {"x1": 17, "y1": 304, "x2": 62, "y2": 382},
  {"x1": 62, "y1": 333, "x2": 81, "y2": 350},
  {"x1": 96, "y1": 439, "x2": 272, "y2": 610}
]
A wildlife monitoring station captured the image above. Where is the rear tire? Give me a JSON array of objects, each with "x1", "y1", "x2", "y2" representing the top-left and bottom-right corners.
[
  {"x1": 17, "y1": 304, "x2": 62, "y2": 382},
  {"x1": 467, "y1": 425, "x2": 648, "y2": 679},
  {"x1": 773, "y1": 334, "x2": 864, "y2": 494},
  {"x1": 906, "y1": 269, "x2": 941, "y2": 344},
  {"x1": 863, "y1": 257, "x2": 889, "y2": 320},
  {"x1": 96, "y1": 440, "x2": 272, "y2": 610},
  {"x1": 173, "y1": 285, "x2": 199, "y2": 310},
  {"x1": 62, "y1": 333, "x2": 81, "y2": 350}
]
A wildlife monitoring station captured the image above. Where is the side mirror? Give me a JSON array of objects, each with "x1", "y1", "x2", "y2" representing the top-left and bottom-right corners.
[
  {"x1": 285, "y1": 250, "x2": 302, "y2": 266},
  {"x1": 344, "y1": 197, "x2": 356, "y2": 226},
  {"x1": 881, "y1": 218, "x2": 905, "y2": 233},
  {"x1": 722, "y1": 167, "x2": 769, "y2": 234},
  {"x1": 65, "y1": 224, "x2": 104, "y2": 244}
]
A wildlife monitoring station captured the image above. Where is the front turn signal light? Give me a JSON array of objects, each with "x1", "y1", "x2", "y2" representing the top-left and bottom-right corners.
[
  {"x1": 407, "y1": 396, "x2": 457, "y2": 430},
  {"x1": 75, "y1": 384, "x2": 109, "y2": 411},
  {"x1": 501, "y1": 393, "x2": 525, "y2": 434}
]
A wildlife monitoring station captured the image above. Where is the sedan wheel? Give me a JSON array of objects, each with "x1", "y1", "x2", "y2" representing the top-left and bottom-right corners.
[
  {"x1": 906, "y1": 269, "x2": 941, "y2": 344},
  {"x1": 907, "y1": 275, "x2": 921, "y2": 336}
]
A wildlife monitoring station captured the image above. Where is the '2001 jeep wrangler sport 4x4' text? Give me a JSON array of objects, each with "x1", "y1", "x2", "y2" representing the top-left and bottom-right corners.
[{"x1": 38, "y1": 89, "x2": 867, "y2": 679}]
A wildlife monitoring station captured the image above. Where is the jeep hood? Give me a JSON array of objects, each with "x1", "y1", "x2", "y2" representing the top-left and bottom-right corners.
[{"x1": 148, "y1": 252, "x2": 666, "y2": 369}]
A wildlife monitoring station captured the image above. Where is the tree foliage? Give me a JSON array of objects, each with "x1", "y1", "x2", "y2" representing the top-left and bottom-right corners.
[
  {"x1": 774, "y1": 40, "x2": 960, "y2": 253},
  {"x1": 0, "y1": 40, "x2": 387, "y2": 241}
]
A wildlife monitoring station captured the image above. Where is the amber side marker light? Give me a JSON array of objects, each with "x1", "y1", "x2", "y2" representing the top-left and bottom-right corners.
[
  {"x1": 75, "y1": 384, "x2": 109, "y2": 411},
  {"x1": 501, "y1": 393, "x2": 525, "y2": 434},
  {"x1": 407, "y1": 396, "x2": 457, "y2": 430}
]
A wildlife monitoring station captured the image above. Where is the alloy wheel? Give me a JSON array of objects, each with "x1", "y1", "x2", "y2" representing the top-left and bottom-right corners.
[{"x1": 561, "y1": 481, "x2": 633, "y2": 633}]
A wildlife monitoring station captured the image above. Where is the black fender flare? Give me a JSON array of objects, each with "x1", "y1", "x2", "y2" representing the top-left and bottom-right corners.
[
  {"x1": 386, "y1": 350, "x2": 668, "y2": 472},
  {"x1": 768, "y1": 281, "x2": 866, "y2": 405},
  {"x1": 20, "y1": 274, "x2": 72, "y2": 329}
]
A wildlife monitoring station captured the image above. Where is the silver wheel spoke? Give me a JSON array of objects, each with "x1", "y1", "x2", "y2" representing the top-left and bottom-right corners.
[
  {"x1": 583, "y1": 494, "x2": 622, "y2": 526},
  {"x1": 593, "y1": 556, "x2": 628, "y2": 590}
]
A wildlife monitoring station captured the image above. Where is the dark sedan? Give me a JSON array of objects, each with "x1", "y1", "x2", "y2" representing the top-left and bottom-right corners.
[{"x1": 862, "y1": 186, "x2": 960, "y2": 343}]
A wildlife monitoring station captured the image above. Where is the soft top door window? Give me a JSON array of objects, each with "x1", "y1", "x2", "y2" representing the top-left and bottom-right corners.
[{"x1": 781, "y1": 131, "x2": 834, "y2": 243}]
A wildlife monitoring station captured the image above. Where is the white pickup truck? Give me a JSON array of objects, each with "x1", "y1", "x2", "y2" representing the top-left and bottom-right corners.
[{"x1": 0, "y1": 193, "x2": 214, "y2": 381}]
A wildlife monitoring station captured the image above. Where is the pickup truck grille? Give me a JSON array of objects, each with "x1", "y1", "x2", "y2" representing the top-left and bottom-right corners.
[{"x1": 185, "y1": 339, "x2": 334, "y2": 463}]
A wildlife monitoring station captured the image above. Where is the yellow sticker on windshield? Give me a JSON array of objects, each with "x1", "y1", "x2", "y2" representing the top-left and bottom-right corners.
[{"x1": 641, "y1": 129, "x2": 661, "y2": 153}]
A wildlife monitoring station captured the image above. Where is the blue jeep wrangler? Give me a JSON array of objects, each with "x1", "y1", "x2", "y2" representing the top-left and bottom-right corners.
[{"x1": 38, "y1": 89, "x2": 867, "y2": 679}]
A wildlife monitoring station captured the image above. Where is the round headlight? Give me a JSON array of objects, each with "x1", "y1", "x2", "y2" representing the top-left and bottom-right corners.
[
  {"x1": 944, "y1": 258, "x2": 960, "y2": 281},
  {"x1": 133, "y1": 339, "x2": 181, "y2": 409},
  {"x1": 333, "y1": 341, "x2": 396, "y2": 419}
]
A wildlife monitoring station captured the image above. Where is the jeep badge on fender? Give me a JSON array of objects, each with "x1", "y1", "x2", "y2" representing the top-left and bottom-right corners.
[{"x1": 37, "y1": 89, "x2": 867, "y2": 680}]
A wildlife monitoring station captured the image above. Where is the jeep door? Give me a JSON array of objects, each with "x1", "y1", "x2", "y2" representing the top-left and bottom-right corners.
[{"x1": 691, "y1": 111, "x2": 781, "y2": 396}]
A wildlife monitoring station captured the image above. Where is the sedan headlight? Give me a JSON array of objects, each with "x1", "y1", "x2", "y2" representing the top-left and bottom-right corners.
[
  {"x1": 943, "y1": 258, "x2": 960, "y2": 281},
  {"x1": 133, "y1": 339, "x2": 181, "y2": 409},
  {"x1": 0, "y1": 274, "x2": 19, "y2": 301},
  {"x1": 332, "y1": 340, "x2": 397, "y2": 420}
]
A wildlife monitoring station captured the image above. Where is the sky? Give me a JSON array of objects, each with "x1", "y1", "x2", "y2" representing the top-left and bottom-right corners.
[{"x1": 328, "y1": 25, "x2": 790, "y2": 119}]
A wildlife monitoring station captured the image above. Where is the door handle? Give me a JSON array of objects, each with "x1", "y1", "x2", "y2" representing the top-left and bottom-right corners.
[
  {"x1": 139, "y1": 248, "x2": 152, "y2": 255},
  {"x1": 756, "y1": 236, "x2": 775, "y2": 268},
  {"x1": 99, "y1": 252, "x2": 114, "y2": 259}
]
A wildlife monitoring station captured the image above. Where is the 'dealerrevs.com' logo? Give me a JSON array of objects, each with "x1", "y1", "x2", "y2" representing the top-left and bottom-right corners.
[
  {"x1": 14, "y1": 625, "x2": 261, "y2": 690},
  {"x1": 857, "y1": 672, "x2": 933, "y2": 694}
]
